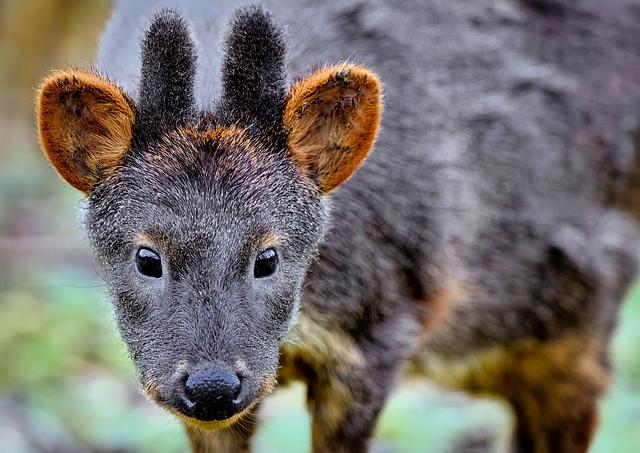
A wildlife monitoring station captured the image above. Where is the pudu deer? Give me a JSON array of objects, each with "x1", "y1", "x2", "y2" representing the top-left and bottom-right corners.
[{"x1": 36, "y1": 1, "x2": 640, "y2": 451}]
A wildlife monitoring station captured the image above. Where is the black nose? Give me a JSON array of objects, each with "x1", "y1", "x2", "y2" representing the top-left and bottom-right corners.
[{"x1": 183, "y1": 368, "x2": 242, "y2": 421}]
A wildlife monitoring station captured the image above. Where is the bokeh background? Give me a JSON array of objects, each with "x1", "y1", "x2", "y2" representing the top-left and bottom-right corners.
[{"x1": 1, "y1": 1, "x2": 640, "y2": 452}]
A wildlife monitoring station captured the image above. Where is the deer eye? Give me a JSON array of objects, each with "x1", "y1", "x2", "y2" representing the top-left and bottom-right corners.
[
  {"x1": 136, "y1": 247, "x2": 163, "y2": 278},
  {"x1": 254, "y1": 248, "x2": 278, "y2": 278}
]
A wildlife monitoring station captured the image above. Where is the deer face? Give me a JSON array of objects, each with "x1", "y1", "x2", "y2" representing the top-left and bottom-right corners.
[{"x1": 36, "y1": 8, "x2": 381, "y2": 428}]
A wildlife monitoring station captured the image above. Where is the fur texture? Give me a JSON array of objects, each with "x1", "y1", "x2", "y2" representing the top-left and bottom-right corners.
[
  {"x1": 284, "y1": 64, "x2": 382, "y2": 192},
  {"x1": 36, "y1": 1, "x2": 640, "y2": 452},
  {"x1": 37, "y1": 70, "x2": 135, "y2": 192}
]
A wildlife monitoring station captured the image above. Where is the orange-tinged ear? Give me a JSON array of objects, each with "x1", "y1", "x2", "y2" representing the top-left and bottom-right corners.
[
  {"x1": 283, "y1": 64, "x2": 382, "y2": 193},
  {"x1": 36, "y1": 70, "x2": 135, "y2": 193}
]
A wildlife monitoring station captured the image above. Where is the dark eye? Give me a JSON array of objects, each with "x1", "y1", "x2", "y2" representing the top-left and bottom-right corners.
[
  {"x1": 254, "y1": 248, "x2": 278, "y2": 278},
  {"x1": 136, "y1": 247, "x2": 163, "y2": 278}
]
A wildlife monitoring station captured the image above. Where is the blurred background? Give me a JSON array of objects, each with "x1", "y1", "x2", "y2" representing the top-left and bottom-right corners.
[{"x1": 1, "y1": 1, "x2": 640, "y2": 452}]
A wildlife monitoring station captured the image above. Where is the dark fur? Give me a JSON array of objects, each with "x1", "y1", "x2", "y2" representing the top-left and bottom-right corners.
[
  {"x1": 84, "y1": 8, "x2": 328, "y2": 432},
  {"x1": 137, "y1": 11, "x2": 197, "y2": 143},
  {"x1": 37, "y1": 1, "x2": 640, "y2": 452},
  {"x1": 218, "y1": 6, "x2": 287, "y2": 138}
]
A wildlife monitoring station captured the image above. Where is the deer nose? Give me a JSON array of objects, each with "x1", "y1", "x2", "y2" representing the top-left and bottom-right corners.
[{"x1": 183, "y1": 367, "x2": 242, "y2": 421}]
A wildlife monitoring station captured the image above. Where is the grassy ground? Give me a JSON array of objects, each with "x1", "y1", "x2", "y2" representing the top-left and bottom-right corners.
[{"x1": 1, "y1": 1, "x2": 640, "y2": 451}]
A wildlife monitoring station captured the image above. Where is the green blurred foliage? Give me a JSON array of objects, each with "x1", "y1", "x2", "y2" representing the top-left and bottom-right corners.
[{"x1": 1, "y1": 1, "x2": 639, "y2": 452}]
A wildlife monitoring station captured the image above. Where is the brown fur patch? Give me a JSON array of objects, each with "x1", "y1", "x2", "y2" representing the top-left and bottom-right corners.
[
  {"x1": 206, "y1": 125, "x2": 250, "y2": 143},
  {"x1": 281, "y1": 314, "x2": 366, "y2": 377},
  {"x1": 283, "y1": 63, "x2": 383, "y2": 193},
  {"x1": 203, "y1": 125, "x2": 254, "y2": 152},
  {"x1": 132, "y1": 232, "x2": 174, "y2": 261},
  {"x1": 309, "y1": 376, "x2": 354, "y2": 449},
  {"x1": 185, "y1": 423, "x2": 254, "y2": 453},
  {"x1": 280, "y1": 314, "x2": 366, "y2": 438},
  {"x1": 214, "y1": 128, "x2": 260, "y2": 173},
  {"x1": 261, "y1": 233, "x2": 281, "y2": 249},
  {"x1": 175, "y1": 125, "x2": 262, "y2": 173},
  {"x1": 133, "y1": 233, "x2": 154, "y2": 247},
  {"x1": 36, "y1": 69, "x2": 135, "y2": 192},
  {"x1": 173, "y1": 125, "x2": 254, "y2": 151},
  {"x1": 421, "y1": 273, "x2": 468, "y2": 336},
  {"x1": 421, "y1": 334, "x2": 608, "y2": 453}
]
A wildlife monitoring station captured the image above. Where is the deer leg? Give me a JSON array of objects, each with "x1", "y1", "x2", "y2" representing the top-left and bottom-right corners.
[{"x1": 496, "y1": 335, "x2": 609, "y2": 453}]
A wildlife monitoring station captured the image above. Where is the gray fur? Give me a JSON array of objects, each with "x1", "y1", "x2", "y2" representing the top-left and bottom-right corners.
[{"x1": 85, "y1": 0, "x2": 640, "y2": 451}]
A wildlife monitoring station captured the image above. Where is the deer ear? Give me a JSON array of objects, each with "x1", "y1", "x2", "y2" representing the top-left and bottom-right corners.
[
  {"x1": 283, "y1": 64, "x2": 382, "y2": 193},
  {"x1": 36, "y1": 70, "x2": 135, "y2": 193}
]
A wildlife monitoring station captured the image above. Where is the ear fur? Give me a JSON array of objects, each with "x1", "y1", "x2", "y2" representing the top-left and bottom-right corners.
[
  {"x1": 284, "y1": 64, "x2": 383, "y2": 193},
  {"x1": 36, "y1": 70, "x2": 135, "y2": 193}
]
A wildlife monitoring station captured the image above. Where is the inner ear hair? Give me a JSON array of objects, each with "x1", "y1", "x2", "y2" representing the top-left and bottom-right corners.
[
  {"x1": 36, "y1": 69, "x2": 135, "y2": 193},
  {"x1": 284, "y1": 63, "x2": 383, "y2": 193}
]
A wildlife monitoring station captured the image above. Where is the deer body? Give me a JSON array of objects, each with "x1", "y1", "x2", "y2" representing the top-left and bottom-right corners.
[{"x1": 37, "y1": 1, "x2": 640, "y2": 452}]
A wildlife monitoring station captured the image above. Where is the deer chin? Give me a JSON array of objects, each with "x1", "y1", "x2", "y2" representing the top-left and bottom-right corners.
[{"x1": 164, "y1": 403, "x2": 256, "y2": 431}]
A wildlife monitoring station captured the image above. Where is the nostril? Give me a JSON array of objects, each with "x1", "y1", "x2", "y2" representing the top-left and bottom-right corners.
[{"x1": 183, "y1": 368, "x2": 242, "y2": 414}]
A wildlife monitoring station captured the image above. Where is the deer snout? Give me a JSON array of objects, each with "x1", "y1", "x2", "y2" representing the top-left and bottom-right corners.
[{"x1": 180, "y1": 366, "x2": 242, "y2": 421}]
